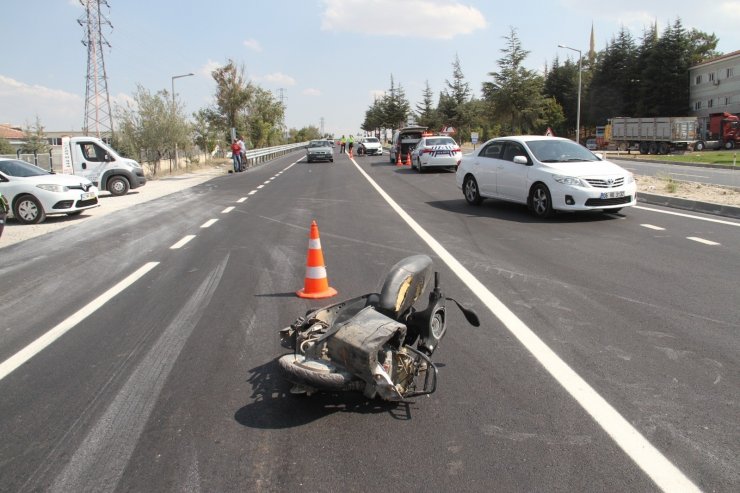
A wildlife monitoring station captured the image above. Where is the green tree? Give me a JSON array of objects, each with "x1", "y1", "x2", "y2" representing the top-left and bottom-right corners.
[
  {"x1": 415, "y1": 80, "x2": 440, "y2": 131},
  {"x1": 245, "y1": 86, "x2": 285, "y2": 148},
  {"x1": 439, "y1": 54, "x2": 473, "y2": 140},
  {"x1": 20, "y1": 116, "x2": 50, "y2": 154},
  {"x1": 114, "y1": 84, "x2": 192, "y2": 175},
  {"x1": 192, "y1": 108, "x2": 220, "y2": 157},
  {"x1": 212, "y1": 60, "x2": 253, "y2": 133},
  {"x1": 482, "y1": 27, "x2": 549, "y2": 134},
  {"x1": 0, "y1": 137, "x2": 14, "y2": 154},
  {"x1": 381, "y1": 75, "x2": 412, "y2": 129}
]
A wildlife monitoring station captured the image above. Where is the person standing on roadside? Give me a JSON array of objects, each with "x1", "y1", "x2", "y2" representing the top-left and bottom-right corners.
[
  {"x1": 347, "y1": 135, "x2": 354, "y2": 157},
  {"x1": 0, "y1": 192, "x2": 8, "y2": 238},
  {"x1": 231, "y1": 139, "x2": 242, "y2": 173},
  {"x1": 238, "y1": 135, "x2": 247, "y2": 171},
  {"x1": 340, "y1": 135, "x2": 346, "y2": 154}
]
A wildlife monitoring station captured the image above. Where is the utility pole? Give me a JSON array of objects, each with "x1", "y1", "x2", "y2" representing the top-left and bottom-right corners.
[
  {"x1": 79, "y1": 0, "x2": 113, "y2": 139},
  {"x1": 320, "y1": 117, "x2": 325, "y2": 137}
]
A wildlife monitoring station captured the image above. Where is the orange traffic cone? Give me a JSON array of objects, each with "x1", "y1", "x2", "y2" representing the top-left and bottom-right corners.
[
  {"x1": 296, "y1": 220, "x2": 337, "y2": 299},
  {"x1": 405, "y1": 151, "x2": 412, "y2": 166},
  {"x1": 395, "y1": 149, "x2": 402, "y2": 166}
]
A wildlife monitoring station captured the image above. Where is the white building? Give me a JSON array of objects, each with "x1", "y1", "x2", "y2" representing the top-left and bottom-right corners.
[{"x1": 689, "y1": 50, "x2": 740, "y2": 139}]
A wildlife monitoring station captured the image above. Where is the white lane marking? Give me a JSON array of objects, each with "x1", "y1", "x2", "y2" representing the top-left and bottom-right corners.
[
  {"x1": 634, "y1": 205, "x2": 740, "y2": 227},
  {"x1": 0, "y1": 262, "x2": 160, "y2": 382},
  {"x1": 221, "y1": 206, "x2": 235, "y2": 213},
  {"x1": 51, "y1": 257, "x2": 228, "y2": 492},
  {"x1": 237, "y1": 197, "x2": 247, "y2": 203},
  {"x1": 248, "y1": 190, "x2": 257, "y2": 195},
  {"x1": 263, "y1": 180, "x2": 270, "y2": 184},
  {"x1": 641, "y1": 224, "x2": 666, "y2": 231},
  {"x1": 687, "y1": 236, "x2": 720, "y2": 246},
  {"x1": 257, "y1": 185, "x2": 264, "y2": 189},
  {"x1": 170, "y1": 235, "x2": 196, "y2": 249},
  {"x1": 201, "y1": 219, "x2": 218, "y2": 228},
  {"x1": 349, "y1": 157, "x2": 700, "y2": 492}
]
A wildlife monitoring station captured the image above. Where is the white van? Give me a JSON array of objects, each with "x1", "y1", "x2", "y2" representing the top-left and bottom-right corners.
[
  {"x1": 62, "y1": 136, "x2": 146, "y2": 196},
  {"x1": 389, "y1": 126, "x2": 427, "y2": 164}
]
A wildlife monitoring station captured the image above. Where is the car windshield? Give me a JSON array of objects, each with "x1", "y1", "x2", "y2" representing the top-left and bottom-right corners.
[
  {"x1": 0, "y1": 159, "x2": 50, "y2": 177},
  {"x1": 364, "y1": 138, "x2": 379, "y2": 143},
  {"x1": 525, "y1": 140, "x2": 598, "y2": 163},
  {"x1": 426, "y1": 137, "x2": 455, "y2": 146},
  {"x1": 308, "y1": 141, "x2": 329, "y2": 148}
]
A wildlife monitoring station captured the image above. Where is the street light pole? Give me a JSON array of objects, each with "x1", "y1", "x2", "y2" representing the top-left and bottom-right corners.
[
  {"x1": 558, "y1": 45, "x2": 582, "y2": 144},
  {"x1": 171, "y1": 73, "x2": 194, "y2": 170}
]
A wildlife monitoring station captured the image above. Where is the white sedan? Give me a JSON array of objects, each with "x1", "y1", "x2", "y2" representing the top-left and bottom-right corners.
[
  {"x1": 455, "y1": 136, "x2": 636, "y2": 218},
  {"x1": 0, "y1": 158, "x2": 99, "y2": 224},
  {"x1": 411, "y1": 135, "x2": 462, "y2": 172}
]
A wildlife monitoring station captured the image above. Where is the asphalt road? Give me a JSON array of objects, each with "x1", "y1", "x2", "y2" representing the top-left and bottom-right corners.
[{"x1": 0, "y1": 149, "x2": 738, "y2": 492}]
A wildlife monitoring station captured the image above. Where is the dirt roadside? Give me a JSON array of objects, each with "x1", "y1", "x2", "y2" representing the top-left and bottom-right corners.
[{"x1": 1, "y1": 161, "x2": 738, "y2": 249}]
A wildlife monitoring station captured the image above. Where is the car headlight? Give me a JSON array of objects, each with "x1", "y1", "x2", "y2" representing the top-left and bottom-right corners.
[
  {"x1": 553, "y1": 175, "x2": 585, "y2": 186},
  {"x1": 37, "y1": 184, "x2": 69, "y2": 193}
]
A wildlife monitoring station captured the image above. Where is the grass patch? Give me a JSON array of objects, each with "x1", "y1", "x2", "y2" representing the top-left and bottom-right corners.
[{"x1": 613, "y1": 150, "x2": 739, "y2": 165}]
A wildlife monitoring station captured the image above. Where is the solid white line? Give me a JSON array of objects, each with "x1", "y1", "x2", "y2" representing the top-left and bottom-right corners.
[
  {"x1": 0, "y1": 262, "x2": 160, "y2": 382},
  {"x1": 349, "y1": 157, "x2": 700, "y2": 492},
  {"x1": 237, "y1": 197, "x2": 247, "y2": 203},
  {"x1": 641, "y1": 224, "x2": 666, "y2": 231},
  {"x1": 170, "y1": 235, "x2": 196, "y2": 249},
  {"x1": 248, "y1": 190, "x2": 257, "y2": 195},
  {"x1": 634, "y1": 205, "x2": 740, "y2": 226},
  {"x1": 201, "y1": 219, "x2": 218, "y2": 228},
  {"x1": 221, "y1": 206, "x2": 235, "y2": 213},
  {"x1": 687, "y1": 236, "x2": 720, "y2": 245}
]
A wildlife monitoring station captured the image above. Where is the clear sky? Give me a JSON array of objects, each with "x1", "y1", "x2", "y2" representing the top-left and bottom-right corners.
[{"x1": 2, "y1": 0, "x2": 739, "y2": 138}]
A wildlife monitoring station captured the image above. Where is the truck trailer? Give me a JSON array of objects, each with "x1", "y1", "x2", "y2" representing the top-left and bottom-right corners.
[{"x1": 608, "y1": 117, "x2": 699, "y2": 154}]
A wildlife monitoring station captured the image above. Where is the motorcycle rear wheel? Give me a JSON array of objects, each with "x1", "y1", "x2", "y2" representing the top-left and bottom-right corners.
[{"x1": 278, "y1": 354, "x2": 353, "y2": 390}]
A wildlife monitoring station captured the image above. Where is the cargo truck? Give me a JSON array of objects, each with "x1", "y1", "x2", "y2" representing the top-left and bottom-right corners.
[{"x1": 608, "y1": 113, "x2": 740, "y2": 153}]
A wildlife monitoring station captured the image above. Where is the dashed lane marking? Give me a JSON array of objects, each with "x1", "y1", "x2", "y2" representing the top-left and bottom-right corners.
[
  {"x1": 687, "y1": 236, "x2": 720, "y2": 246},
  {"x1": 641, "y1": 224, "x2": 666, "y2": 231},
  {"x1": 237, "y1": 197, "x2": 247, "y2": 203},
  {"x1": 201, "y1": 219, "x2": 218, "y2": 228},
  {"x1": 170, "y1": 235, "x2": 196, "y2": 249},
  {"x1": 221, "y1": 206, "x2": 235, "y2": 213}
]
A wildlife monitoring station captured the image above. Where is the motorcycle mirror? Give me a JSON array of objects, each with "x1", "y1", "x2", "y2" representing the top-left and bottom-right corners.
[{"x1": 447, "y1": 297, "x2": 480, "y2": 327}]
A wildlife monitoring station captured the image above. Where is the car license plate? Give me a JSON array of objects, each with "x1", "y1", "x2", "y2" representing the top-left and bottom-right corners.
[
  {"x1": 81, "y1": 192, "x2": 95, "y2": 200},
  {"x1": 600, "y1": 191, "x2": 625, "y2": 199}
]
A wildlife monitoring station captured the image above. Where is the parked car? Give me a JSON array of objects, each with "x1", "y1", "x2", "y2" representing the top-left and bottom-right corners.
[
  {"x1": 455, "y1": 136, "x2": 636, "y2": 218},
  {"x1": 410, "y1": 135, "x2": 462, "y2": 172},
  {"x1": 306, "y1": 140, "x2": 334, "y2": 163},
  {"x1": 358, "y1": 137, "x2": 383, "y2": 156},
  {"x1": 0, "y1": 158, "x2": 99, "y2": 224},
  {"x1": 0, "y1": 192, "x2": 8, "y2": 237},
  {"x1": 390, "y1": 126, "x2": 427, "y2": 164}
]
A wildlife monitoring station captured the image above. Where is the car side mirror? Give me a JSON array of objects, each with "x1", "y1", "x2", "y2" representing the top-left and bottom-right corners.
[{"x1": 513, "y1": 155, "x2": 528, "y2": 165}]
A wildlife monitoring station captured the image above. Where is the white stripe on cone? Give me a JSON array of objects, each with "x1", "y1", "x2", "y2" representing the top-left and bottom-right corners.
[
  {"x1": 305, "y1": 266, "x2": 327, "y2": 279},
  {"x1": 308, "y1": 238, "x2": 321, "y2": 249}
]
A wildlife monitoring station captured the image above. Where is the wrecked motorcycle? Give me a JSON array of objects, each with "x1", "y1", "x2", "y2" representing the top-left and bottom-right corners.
[{"x1": 278, "y1": 255, "x2": 479, "y2": 401}]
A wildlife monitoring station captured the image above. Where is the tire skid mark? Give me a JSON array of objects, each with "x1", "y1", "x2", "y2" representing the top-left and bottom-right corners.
[{"x1": 50, "y1": 255, "x2": 229, "y2": 493}]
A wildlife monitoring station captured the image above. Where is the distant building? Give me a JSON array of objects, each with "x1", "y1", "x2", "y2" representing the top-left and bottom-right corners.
[
  {"x1": 689, "y1": 50, "x2": 740, "y2": 138},
  {"x1": 0, "y1": 124, "x2": 25, "y2": 151}
]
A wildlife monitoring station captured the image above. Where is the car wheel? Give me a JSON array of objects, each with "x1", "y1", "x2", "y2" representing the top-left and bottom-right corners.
[
  {"x1": 694, "y1": 141, "x2": 705, "y2": 151},
  {"x1": 530, "y1": 184, "x2": 554, "y2": 218},
  {"x1": 14, "y1": 194, "x2": 46, "y2": 224},
  {"x1": 107, "y1": 176, "x2": 130, "y2": 196},
  {"x1": 463, "y1": 176, "x2": 483, "y2": 205},
  {"x1": 418, "y1": 159, "x2": 425, "y2": 173}
]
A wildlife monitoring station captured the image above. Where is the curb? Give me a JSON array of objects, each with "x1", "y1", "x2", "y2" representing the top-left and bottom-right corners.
[{"x1": 637, "y1": 193, "x2": 740, "y2": 219}]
